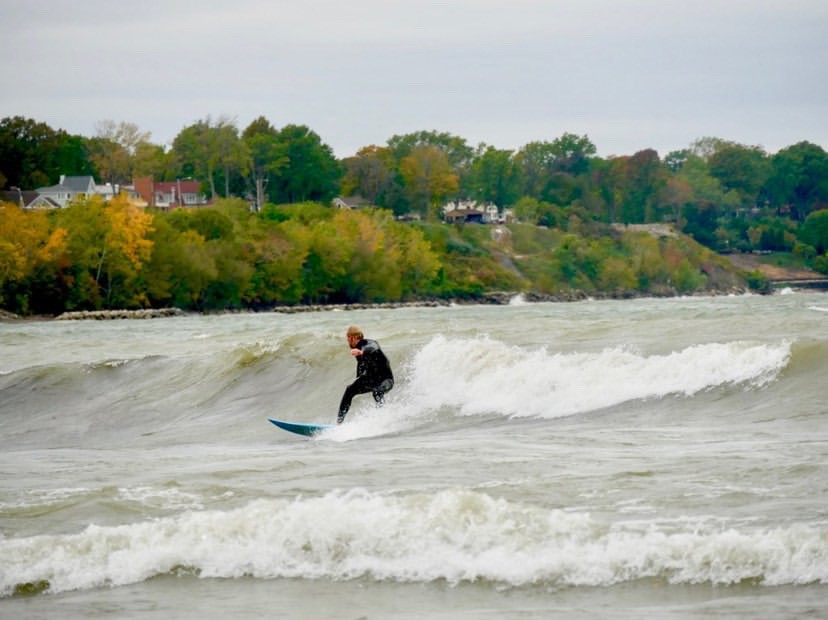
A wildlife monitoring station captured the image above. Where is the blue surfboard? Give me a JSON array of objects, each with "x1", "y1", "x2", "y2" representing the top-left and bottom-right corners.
[{"x1": 268, "y1": 418, "x2": 334, "y2": 437}]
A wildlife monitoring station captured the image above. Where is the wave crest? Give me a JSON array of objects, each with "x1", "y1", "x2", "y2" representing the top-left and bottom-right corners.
[
  {"x1": 405, "y1": 336, "x2": 791, "y2": 418},
  {"x1": 2, "y1": 489, "x2": 824, "y2": 596}
]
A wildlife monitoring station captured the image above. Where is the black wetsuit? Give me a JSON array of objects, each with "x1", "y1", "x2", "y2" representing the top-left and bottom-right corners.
[{"x1": 338, "y1": 338, "x2": 394, "y2": 422}]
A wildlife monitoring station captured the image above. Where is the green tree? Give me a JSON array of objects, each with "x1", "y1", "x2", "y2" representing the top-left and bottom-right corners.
[
  {"x1": 172, "y1": 116, "x2": 247, "y2": 200},
  {"x1": 466, "y1": 146, "x2": 521, "y2": 207},
  {"x1": 591, "y1": 156, "x2": 628, "y2": 223},
  {"x1": 212, "y1": 120, "x2": 248, "y2": 198},
  {"x1": 675, "y1": 154, "x2": 739, "y2": 209},
  {"x1": 514, "y1": 141, "x2": 558, "y2": 199},
  {"x1": 512, "y1": 196, "x2": 542, "y2": 223},
  {"x1": 682, "y1": 202, "x2": 720, "y2": 248},
  {"x1": 269, "y1": 124, "x2": 340, "y2": 204},
  {"x1": 0, "y1": 116, "x2": 92, "y2": 189},
  {"x1": 801, "y1": 209, "x2": 828, "y2": 254},
  {"x1": 707, "y1": 142, "x2": 771, "y2": 212},
  {"x1": 663, "y1": 149, "x2": 693, "y2": 173},
  {"x1": 167, "y1": 207, "x2": 235, "y2": 241},
  {"x1": 547, "y1": 133, "x2": 596, "y2": 176},
  {"x1": 621, "y1": 149, "x2": 666, "y2": 223},
  {"x1": 387, "y1": 130, "x2": 474, "y2": 173},
  {"x1": 243, "y1": 218, "x2": 310, "y2": 306},
  {"x1": 172, "y1": 119, "x2": 217, "y2": 197},
  {"x1": 242, "y1": 116, "x2": 287, "y2": 211},
  {"x1": 764, "y1": 141, "x2": 828, "y2": 220},
  {"x1": 132, "y1": 141, "x2": 172, "y2": 181},
  {"x1": 514, "y1": 134, "x2": 596, "y2": 205}
]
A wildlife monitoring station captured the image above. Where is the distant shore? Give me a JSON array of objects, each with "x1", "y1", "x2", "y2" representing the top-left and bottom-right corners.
[
  {"x1": 6, "y1": 264, "x2": 828, "y2": 323},
  {"x1": 0, "y1": 287, "x2": 763, "y2": 322}
]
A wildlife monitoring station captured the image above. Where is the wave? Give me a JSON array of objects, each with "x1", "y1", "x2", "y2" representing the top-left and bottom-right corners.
[
  {"x1": 2, "y1": 488, "x2": 825, "y2": 597},
  {"x1": 0, "y1": 331, "x2": 802, "y2": 445},
  {"x1": 0, "y1": 336, "x2": 334, "y2": 445},
  {"x1": 404, "y1": 336, "x2": 792, "y2": 419}
]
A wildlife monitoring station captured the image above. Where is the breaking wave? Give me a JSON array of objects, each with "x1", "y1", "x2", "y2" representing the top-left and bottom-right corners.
[
  {"x1": 405, "y1": 336, "x2": 791, "y2": 418},
  {"x1": 2, "y1": 488, "x2": 825, "y2": 597}
]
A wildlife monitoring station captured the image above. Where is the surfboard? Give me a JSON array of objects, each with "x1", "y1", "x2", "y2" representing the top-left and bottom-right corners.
[{"x1": 268, "y1": 418, "x2": 334, "y2": 437}]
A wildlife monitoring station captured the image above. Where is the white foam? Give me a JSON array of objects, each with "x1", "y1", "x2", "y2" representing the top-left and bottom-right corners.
[
  {"x1": 404, "y1": 336, "x2": 791, "y2": 419},
  {"x1": 1, "y1": 489, "x2": 825, "y2": 596}
]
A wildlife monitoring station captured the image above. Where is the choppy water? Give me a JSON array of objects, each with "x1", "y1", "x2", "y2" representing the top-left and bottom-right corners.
[{"x1": 1, "y1": 292, "x2": 826, "y2": 619}]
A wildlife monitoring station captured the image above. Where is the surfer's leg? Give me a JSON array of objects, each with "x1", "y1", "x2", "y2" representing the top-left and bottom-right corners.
[
  {"x1": 338, "y1": 387, "x2": 356, "y2": 423},
  {"x1": 372, "y1": 378, "x2": 394, "y2": 407},
  {"x1": 338, "y1": 379, "x2": 372, "y2": 422}
]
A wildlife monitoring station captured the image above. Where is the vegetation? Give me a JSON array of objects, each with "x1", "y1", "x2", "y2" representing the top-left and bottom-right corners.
[
  {"x1": 1, "y1": 115, "x2": 827, "y2": 315},
  {"x1": 1, "y1": 197, "x2": 748, "y2": 315}
]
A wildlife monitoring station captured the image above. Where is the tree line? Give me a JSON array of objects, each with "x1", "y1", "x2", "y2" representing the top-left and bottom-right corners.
[
  {"x1": 1, "y1": 194, "x2": 760, "y2": 316},
  {"x1": 4, "y1": 116, "x2": 828, "y2": 226},
  {"x1": 0, "y1": 197, "x2": 446, "y2": 314},
  {"x1": 3, "y1": 115, "x2": 827, "y2": 249}
]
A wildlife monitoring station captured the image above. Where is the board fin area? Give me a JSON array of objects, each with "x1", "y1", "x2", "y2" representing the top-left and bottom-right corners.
[{"x1": 268, "y1": 418, "x2": 334, "y2": 437}]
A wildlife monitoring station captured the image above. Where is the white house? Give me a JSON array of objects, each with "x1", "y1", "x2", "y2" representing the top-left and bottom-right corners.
[
  {"x1": 442, "y1": 199, "x2": 506, "y2": 223},
  {"x1": 333, "y1": 195, "x2": 373, "y2": 210},
  {"x1": 34, "y1": 175, "x2": 98, "y2": 208}
]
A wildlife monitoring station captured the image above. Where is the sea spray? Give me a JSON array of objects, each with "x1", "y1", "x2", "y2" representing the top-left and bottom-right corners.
[
  {"x1": 2, "y1": 489, "x2": 826, "y2": 597},
  {"x1": 405, "y1": 336, "x2": 791, "y2": 418}
]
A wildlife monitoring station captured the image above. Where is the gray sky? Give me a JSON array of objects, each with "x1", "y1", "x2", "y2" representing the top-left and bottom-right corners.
[{"x1": 1, "y1": 0, "x2": 826, "y2": 158}]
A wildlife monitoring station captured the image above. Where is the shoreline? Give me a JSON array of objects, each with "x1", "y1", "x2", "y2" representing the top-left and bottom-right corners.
[
  {"x1": 0, "y1": 286, "x2": 767, "y2": 322},
  {"x1": 7, "y1": 280, "x2": 828, "y2": 323}
]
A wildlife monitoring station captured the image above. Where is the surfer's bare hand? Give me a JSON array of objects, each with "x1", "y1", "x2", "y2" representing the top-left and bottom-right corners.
[{"x1": 351, "y1": 348, "x2": 362, "y2": 356}]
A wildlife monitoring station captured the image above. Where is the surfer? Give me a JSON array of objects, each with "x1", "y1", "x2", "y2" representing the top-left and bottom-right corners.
[{"x1": 337, "y1": 325, "x2": 394, "y2": 424}]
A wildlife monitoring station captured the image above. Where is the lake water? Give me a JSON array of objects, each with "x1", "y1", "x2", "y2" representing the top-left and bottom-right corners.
[{"x1": 1, "y1": 292, "x2": 826, "y2": 619}]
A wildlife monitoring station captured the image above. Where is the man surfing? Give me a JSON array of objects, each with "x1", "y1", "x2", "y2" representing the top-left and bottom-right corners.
[{"x1": 337, "y1": 325, "x2": 394, "y2": 424}]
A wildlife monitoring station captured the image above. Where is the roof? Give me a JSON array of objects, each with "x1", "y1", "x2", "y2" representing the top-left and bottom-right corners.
[
  {"x1": 154, "y1": 181, "x2": 202, "y2": 193},
  {"x1": 62, "y1": 176, "x2": 96, "y2": 192},
  {"x1": 27, "y1": 195, "x2": 62, "y2": 208},
  {"x1": 445, "y1": 208, "x2": 484, "y2": 219},
  {"x1": 0, "y1": 190, "x2": 39, "y2": 206},
  {"x1": 36, "y1": 175, "x2": 96, "y2": 193},
  {"x1": 334, "y1": 195, "x2": 373, "y2": 209}
]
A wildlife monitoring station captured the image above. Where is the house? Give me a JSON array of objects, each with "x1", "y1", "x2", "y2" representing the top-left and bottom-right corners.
[
  {"x1": 333, "y1": 195, "x2": 373, "y2": 210},
  {"x1": 133, "y1": 176, "x2": 208, "y2": 209},
  {"x1": 442, "y1": 199, "x2": 496, "y2": 223},
  {"x1": 25, "y1": 195, "x2": 63, "y2": 209},
  {"x1": 442, "y1": 199, "x2": 515, "y2": 224},
  {"x1": 34, "y1": 175, "x2": 97, "y2": 208},
  {"x1": 0, "y1": 189, "x2": 41, "y2": 208},
  {"x1": 444, "y1": 208, "x2": 485, "y2": 224}
]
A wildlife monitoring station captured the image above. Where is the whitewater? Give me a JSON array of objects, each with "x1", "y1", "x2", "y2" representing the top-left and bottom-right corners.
[{"x1": 1, "y1": 292, "x2": 826, "y2": 619}]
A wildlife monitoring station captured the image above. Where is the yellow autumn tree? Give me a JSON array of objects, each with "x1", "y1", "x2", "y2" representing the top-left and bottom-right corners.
[
  {"x1": 54, "y1": 195, "x2": 155, "y2": 308},
  {"x1": 104, "y1": 194, "x2": 154, "y2": 270},
  {"x1": 329, "y1": 209, "x2": 440, "y2": 301},
  {"x1": 0, "y1": 202, "x2": 68, "y2": 309},
  {"x1": 399, "y1": 145, "x2": 459, "y2": 219}
]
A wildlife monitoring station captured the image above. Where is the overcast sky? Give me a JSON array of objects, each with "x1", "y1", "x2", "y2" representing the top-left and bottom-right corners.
[{"x1": 1, "y1": 0, "x2": 826, "y2": 159}]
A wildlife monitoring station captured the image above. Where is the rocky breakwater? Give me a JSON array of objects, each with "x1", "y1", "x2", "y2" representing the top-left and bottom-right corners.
[
  {"x1": 271, "y1": 300, "x2": 450, "y2": 313},
  {"x1": 55, "y1": 308, "x2": 186, "y2": 320}
]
